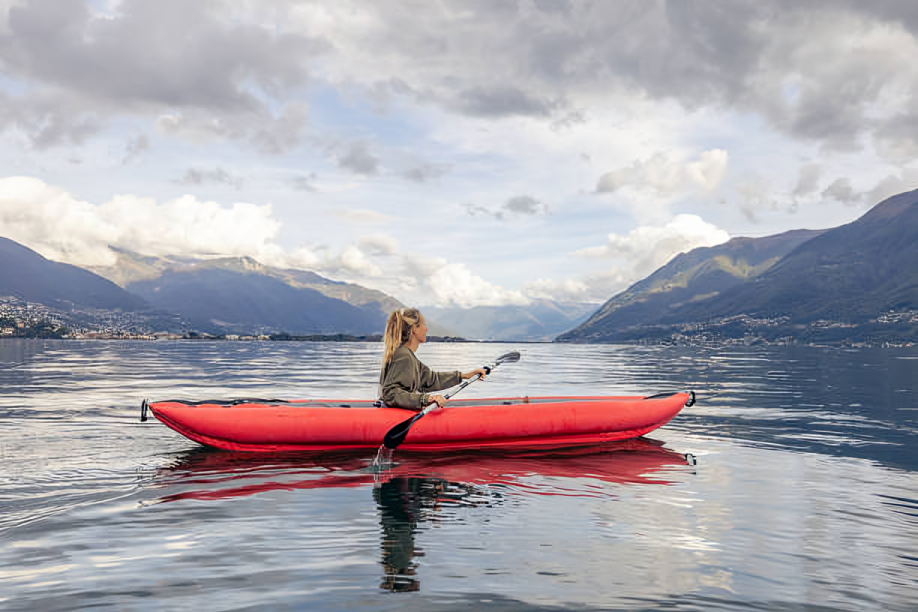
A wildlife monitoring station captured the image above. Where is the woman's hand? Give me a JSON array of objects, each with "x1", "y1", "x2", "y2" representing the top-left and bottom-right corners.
[
  {"x1": 462, "y1": 368, "x2": 488, "y2": 381},
  {"x1": 427, "y1": 394, "x2": 447, "y2": 408}
]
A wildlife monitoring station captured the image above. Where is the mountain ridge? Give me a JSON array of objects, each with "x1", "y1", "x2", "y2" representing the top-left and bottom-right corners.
[
  {"x1": 0, "y1": 237, "x2": 147, "y2": 311},
  {"x1": 559, "y1": 189, "x2": 918, "y2": 345}
]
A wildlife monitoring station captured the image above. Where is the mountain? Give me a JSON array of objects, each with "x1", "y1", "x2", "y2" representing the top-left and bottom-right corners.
[
  {"x1": 559, "y1": 189, "x2": 918, "y2": 345},
  {"x1": 424, "y1": 300, "x2": 597, "y2": 341},
  {"x1": 674, "y1": 189, "x2": 918, "y2": 323},
  {"x1": 91, "y1": 249, "x2": 406, "y2": 329},
  {"x1": 557, "y1": 229, "x2": 824, "y2": 342},
  {"x1": 0, "y1": 237, "x2": 147, "y2": 311},
  {"x1": 127, "y1": 268, "x2": 383, "y2": 335}
]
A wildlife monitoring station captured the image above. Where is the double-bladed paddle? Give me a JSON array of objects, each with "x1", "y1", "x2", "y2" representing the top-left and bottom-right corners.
[{"x1": 381, "y1": 350, "x2": 521, "y2": 450}]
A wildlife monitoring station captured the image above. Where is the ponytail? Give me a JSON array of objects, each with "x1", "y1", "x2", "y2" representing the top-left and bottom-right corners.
[{"x1": 381, "y1": 307, "x2": 421, "y2": 373}]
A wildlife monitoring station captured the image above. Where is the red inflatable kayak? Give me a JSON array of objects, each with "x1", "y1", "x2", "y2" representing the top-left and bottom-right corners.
[{"x1": 143, "y1": 391, "x2": 694, "y2": 452}]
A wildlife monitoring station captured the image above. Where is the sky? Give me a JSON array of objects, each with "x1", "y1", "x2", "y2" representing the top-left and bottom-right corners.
[{"x1": 1, "y1": 0, "x2": 918, "y2": 309}]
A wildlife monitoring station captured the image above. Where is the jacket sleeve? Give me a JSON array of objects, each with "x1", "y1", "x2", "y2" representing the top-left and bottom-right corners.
[{"x1": 416, "y1": 361, "x2": 462, "y2": 395}]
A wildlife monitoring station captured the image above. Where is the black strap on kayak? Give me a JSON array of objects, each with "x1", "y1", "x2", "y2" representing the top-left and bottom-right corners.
[
  {"x1": 643, "y1": 390, "x2": 695, "y2": 407},
  {"x1": 152, "y1": 398, "x2": 292, "y2": 406},
  {"x1": 140, "y1": 397, "x2": 292, "y2": 421}
]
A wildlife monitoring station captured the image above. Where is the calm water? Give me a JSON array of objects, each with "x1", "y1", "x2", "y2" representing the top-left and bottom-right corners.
[{"x1": 2, "y1": 339, "x2": 918, "y2": 611}]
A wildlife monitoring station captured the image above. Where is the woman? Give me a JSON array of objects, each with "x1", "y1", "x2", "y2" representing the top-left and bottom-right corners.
[{"x1": 379, "y1": 308, "x2": 487, "y2": 411}]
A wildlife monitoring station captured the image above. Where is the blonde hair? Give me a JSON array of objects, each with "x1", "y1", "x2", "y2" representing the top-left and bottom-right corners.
[{"x1": 382, "y1": 307, "x2": 422, "y2": 371}]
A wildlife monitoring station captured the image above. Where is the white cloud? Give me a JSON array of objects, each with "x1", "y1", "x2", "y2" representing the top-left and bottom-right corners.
[
  {"x1": 357, "y1": 233, "x2": 400, "y2": 256},
  {"x1": 0, "y1": 176, "x2": 306, "y2": 269},
  {"x1": 399, "y1": 254, "x2": 529, "y2": 308},
  {"x1": 523, "y1": 277, "x2": 592, "y2": 303},
  {"x1": 596, "y1": 149, "x2": 728, "y2": 195},
  {"x1": 575, "y1": 214, "x2": 730, "y2": 281},
  {"x1": 333, "y1": 208, "x2": 396, "y2": 225}
]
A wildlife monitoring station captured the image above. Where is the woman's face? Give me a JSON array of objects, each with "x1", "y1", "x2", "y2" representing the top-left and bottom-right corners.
[{"x1": 411, "y1": 316, "x2": 428, "y2": 344}]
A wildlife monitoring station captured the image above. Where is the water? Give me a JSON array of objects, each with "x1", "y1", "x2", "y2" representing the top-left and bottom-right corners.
[{"x1": 1, "y1": 339, "x2": 918, "y2": 610}]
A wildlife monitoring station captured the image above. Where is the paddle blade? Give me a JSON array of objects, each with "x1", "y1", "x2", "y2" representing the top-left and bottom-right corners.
[
  {"x1": 382, "y1": 413, "x2": 421, "y2": 449},
  {"x1": 496, "y1": 351, "x2": 521, "y2": 364}
]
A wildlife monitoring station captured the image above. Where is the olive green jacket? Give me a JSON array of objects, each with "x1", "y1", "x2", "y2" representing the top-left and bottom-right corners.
[{"x1": 380, "y1": 345, "x2": 462, "y2": 410}]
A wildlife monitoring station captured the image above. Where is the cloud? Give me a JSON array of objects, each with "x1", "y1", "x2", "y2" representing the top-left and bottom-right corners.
[
  {"x1": 0, "y1": 1, "x2": 318, "y2": 151},
  {"x1": 333, "y1": 208, "x2": 396, "y2": 226},
  {"x1": 819, "y1": 168, "x2": 918, "y2": 208},
  {"x1": 517, "y1": 215, "x2": 731, "y2": 303},
  {"x1": 575, "y1": 214, "x2": 730, "y2": 281},
  {"x1": 0, "y1": 176, "x2": 284, "y2": 266},
  {"x1": 465, "y1": 195, "x2": 549, "y2": 220},
  {"x1": 0, "y1": 90, "x2": 103, "y2": 149},
  {"x1": 0, "y1": 175, "x2": 407, "y2": 282},
  {"x1": 402, "y1": 162, "x2": 450, "y2": 183},
  {"x1": 176, "y1": 168, "x2": 243, "y2": 190},
  {"x1": 332, "y1": 245, "x2": 383, "y2": 277},
  {"x1": 122, "y1": 133, "x2": 149, "y2": 164},
  {"x1": 867, "y1": 167, "x2": 918, "y2": 206},
  {"x1": 447, "y1": 85, "x2": 565, "y2": 119},
  {"x1": 822, "y1": 177, "x2": 859, "y2": 205},
  {"x1": 3, "y1": 1, "x2": 918, "y2": 160},
  {"x1": 395, "y1": 253, "x2": 529, "y2": 308},
  {"x1": 596, "y1": 150, "x2": 728, "y2": 195},
  {"x1": 522, "y1": 277, "x2": 592, "y2": 303},
  {"x1": 333, "y1": 141, "x2": 380, "y2": 176},
  {"x1": 155, "y1": 102, "x2": 309, "y2": 154},
  {"x1": 291, "y1": 172, "x2": 318, "y2": 192},
  {"x1": 357, "y1": 234, "x2": 400, "y2": 257},
  {"x1": 793, "y1": 163, "x2": 822, "y2": 197}
]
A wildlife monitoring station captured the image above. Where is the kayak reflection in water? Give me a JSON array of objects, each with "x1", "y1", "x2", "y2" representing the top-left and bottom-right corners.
[
  {"x1": 373, "y1": 476, "x2": 503, "y2": 592},
  {"x1": 379, "y1": 308, "x2": 487, "y2": 411}
]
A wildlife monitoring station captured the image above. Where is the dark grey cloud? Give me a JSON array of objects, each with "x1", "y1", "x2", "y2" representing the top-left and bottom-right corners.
[
  {"x1": 4, "y1": 0, "x2": 918, "y2": 157},
  {"x1": 350, "y1": 1, "x2": 918, "y2": 153},
  {"x1": 1, "y1": 0, "x2": 322, "y2": 108},
  {"x1": 532, "y1": 0, "x2": 573, "y2": 15},
  {"x1": 0, "y1": 91, "x2": 102, "y2": 149},
  {"x1": 0, "y1": 0, "x2": 322, "y2": 150},
  {"x1": 822, "y1": 178, "x2": 859, "y2": 205},
  {"x1": 465, "y1": 195, "x2": 549, "y2": 220},
  {"x1": 335, "y1": 142, "x2": 379, "y2": 176},
  {"x1": 175, "y1": 168, "x2": 243, "y2": 190},
  {"x1": 450, "y1": 85, "x2": 564, "y2": 119},
  {"x1": 402, "y1": 163, "x2": 450, "y2": 183},
  {"x1": 793, "y1": 164, "x2": 822, "y2": 197}
]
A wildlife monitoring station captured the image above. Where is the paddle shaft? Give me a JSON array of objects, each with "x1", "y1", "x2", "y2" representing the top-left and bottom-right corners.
[{"x1": 382, "y1": 351, "x2": 519, "y2": 450}]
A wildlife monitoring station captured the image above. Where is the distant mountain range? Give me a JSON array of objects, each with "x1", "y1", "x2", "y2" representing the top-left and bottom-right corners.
[
  {"x1": 0, "y1": 240, "x2": 590, "y2": 339},
  {"x1": 559, "y1": 189, "x2": 918, "y2": 345},
  {"x1": 92, "y1": 250, "x2": 401, "y2": 335},
  {"x1": 85, "y1": 248, "x2": 597, "y2": 339},
  {"x1": 424, "y1": 300, "x2": 596, "y2": 341},
  {"x1": 4, "y1": 188, "x2": 918, "y2": 345}
]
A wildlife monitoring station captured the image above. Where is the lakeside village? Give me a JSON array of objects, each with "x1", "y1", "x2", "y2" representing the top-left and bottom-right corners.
[
  {"x1": 2, "y1": 296, "x2": 917, "y2": 347},
  {"x1": 0, "y1": 296, "x2": 383, "y2": 342}
]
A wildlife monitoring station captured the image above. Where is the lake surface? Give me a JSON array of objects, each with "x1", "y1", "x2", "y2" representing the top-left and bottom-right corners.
[{"x1": 1, "y1": 339, "x2": 918, "y2": 611}]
